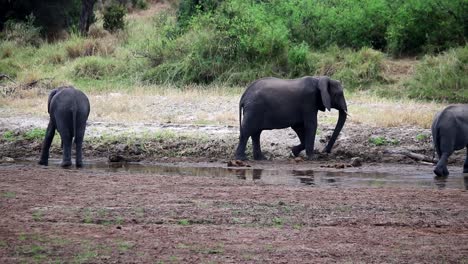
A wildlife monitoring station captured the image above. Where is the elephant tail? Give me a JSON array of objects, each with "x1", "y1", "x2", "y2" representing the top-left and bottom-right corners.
[
  {"x1": 47, "y1": 89, "x2": 59, "y2": 114},
  {"x1": 72, "y1": 100, "x2": 78, "y2": 139}
]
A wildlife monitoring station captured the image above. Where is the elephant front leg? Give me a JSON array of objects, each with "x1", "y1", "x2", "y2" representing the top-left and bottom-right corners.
[
  {"x1": 291, "y1": 125, "x2": 305, "y2": 157},
  {"x1": 38, "y1": 121, "x2": 56, "y2": 166},
  {"x1": 304, "y1": 115, "x2": 318, "y2": 160},
  {"x1": 434, "y1": 152, "x2": 450, "y2": 177}
]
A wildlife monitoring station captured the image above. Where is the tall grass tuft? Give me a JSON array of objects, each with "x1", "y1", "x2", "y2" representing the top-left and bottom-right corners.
[{"x1": 406, "y1": 46, "x2": 468, "y2": 103}]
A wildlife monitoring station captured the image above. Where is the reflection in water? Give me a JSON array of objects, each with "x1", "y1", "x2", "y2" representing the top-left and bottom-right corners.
[{"x1": 19, "y1": 160, "x2": 468, "y2": 190}]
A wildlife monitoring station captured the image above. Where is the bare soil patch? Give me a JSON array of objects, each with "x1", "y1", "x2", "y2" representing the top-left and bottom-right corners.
[{"x1": 0, "y1": 164, "x2": 467, "y2": 263}]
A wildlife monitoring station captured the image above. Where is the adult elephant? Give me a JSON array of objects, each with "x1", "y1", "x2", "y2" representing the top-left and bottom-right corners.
[
  {"x1": 38, "y1": 86, "x2": 90, "y2": 167},
  {"x1": 432, "y1": 104, "x2": 468, "y2": 177},
  {"x1": 235, "y1": 76, "x2": 348, "y2": 160}
]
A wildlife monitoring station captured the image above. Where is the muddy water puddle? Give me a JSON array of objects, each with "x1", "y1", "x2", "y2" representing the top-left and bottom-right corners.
[{"x1": 14, "y1": 159, "x2": 467, "y2": 190}]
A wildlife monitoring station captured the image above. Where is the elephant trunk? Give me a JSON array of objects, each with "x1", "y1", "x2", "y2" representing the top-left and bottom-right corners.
[{"x1": 324, "y1": 109, "x2": 347, "y2": 153}]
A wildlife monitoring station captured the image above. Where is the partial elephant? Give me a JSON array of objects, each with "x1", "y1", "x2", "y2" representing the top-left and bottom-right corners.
[
  {"x1": 38, "y1": 86, "x2": 90, "y2": 167},
  {"x1": 432, "y1": 104, "x2": 468, "y2": 177},
  {"x1": 235, "y1": 76, "x2": 348, "y2": 160}
]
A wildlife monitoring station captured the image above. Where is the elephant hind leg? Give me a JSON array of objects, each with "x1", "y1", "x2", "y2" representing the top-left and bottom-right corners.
[
  {"x1": 252, "y1": 131, "x2": 266, "y2": 160},
  {"x1": 235, "y1": 132, "x2": 249, "y2": 160},
  {"x1": 291, "y1": 125, "x2": 305, "y2": 157},
  {"x1": 74, "y1": 124, "x2": 86, "y2": 168},
  {"x1": 434, "y1": 152, "x2": 451, "y2": 177},
  {"x1": 464, "y1": 146, "x2": 468, "y2": 173},
  {"x1": 39, "y1": 120, "x2": 56, "y2": 166}
]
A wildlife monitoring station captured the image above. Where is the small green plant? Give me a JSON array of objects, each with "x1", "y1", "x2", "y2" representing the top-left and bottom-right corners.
[
  {"x1": 369, "y1": 136, "x2": 386, "y2": 146},
  {"x1": 416, "y1": 133, "x2": 429, "y2": 141},
  {"x1": 177, "y1": 219, "x2": 190, "y2": 226},
  {"x1": 32, "y1": 210, "x2": 43, "y2": 222},
  {"x1": 24, "y1": 128, "x2": 46, "y2": 141},
  {"x1": 117, "y1": 241, "x2": 134, "y2": 252},
  {"x1": 1, "y1": 192, "x2": 15, "y2": 199},
  {"x1": 103, "y1": 4, "x2": 126, "y2": 32},
  {"x1": 369, "y1": 136, "x2": 400, "y2": 146},
  {"x1": 2, "y1": 130, "x2": 17, "y2": 141},
  {"x1": 272, "y1": 217, "x2": 284, "y2": 227}
]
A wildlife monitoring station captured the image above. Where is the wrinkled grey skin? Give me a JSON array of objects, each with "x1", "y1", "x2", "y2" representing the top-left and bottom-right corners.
[
  {"x1": 432, "y1": 104, "x2": 468, "y2": 177},
  {"x1": 38, "y1": 87, "x2": 90, "y2": 168},
  {"x1": 235, "y1": 76, "x2": 348, "y2": 160}
]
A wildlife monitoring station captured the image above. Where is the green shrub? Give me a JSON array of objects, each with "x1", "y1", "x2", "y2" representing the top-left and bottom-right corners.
[
  {"x1": 103, "y1": 4, "x2": 127, "y2": 32},
  {"x1": 0, "y1": 59, "x2": 21, "y2": 78},
  {"x1": 66, "y1": 38, "x2": 115, "y2": 59},
  {"x1": 386, "y1": 0, "x2": 466, "y2": 56},
  {"x1": 3, "y1": 14, "x2": 42, "y2": 46},
  {"x1": 287, "y1": 42, "x2": 314, "y2": 76},
  {"x1": 132, "y1": 0, "x2": 148, "y2": 10},
  {"x1": 73, "y1": 56, "x2": 119, "y2": 80},
  {"x1": 406, "y1": 46, "x2": 468, "y2": 103}
]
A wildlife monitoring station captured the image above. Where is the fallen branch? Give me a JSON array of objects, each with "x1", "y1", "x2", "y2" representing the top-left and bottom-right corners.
[
  {"x1": 384, "y1": 148, "x2": 435, "y2": 163},
  {"x1": 0, "y1": 74, "x2": 16, "y2": 84}
]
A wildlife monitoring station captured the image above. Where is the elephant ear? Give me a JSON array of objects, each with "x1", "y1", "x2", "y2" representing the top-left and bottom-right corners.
[
  {"x1": 318, "y1": 77, "x2": 331, "y2": 111},
  {"x1": 47, "y1": 89, "x2": 59, "y2": 113}
]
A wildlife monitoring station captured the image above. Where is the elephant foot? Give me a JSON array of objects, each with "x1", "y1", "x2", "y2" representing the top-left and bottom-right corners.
[
  {"x1": 76, "y1": 162, "x2": 84, "y2": 168},
  {"x1": 434, "y1": 166, "x2": 449, "y2": 177},
  {"x1": 38, "y1": 160, "x2": 48, "y2": 166},
  {"x1": 322, "y1": 146, "x2": 332, "y2": 154},
  {"x1": 291, "y1": 146, "x2": 303, "y2": 157},
  {"x1": 253, "y1": 154, "x2": 267, "y2": 161},
  {"x1": 60, "y1": 160, "x2": 72, "y2": 168}
]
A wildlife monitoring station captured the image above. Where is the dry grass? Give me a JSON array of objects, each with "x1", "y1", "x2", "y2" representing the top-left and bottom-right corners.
[
  {"x1": 347, "y1": 92, "x2": 441, "y2": 128},
  {"x1": 65, "y1": 37, "x2": 116, "y2": 59},
  {"x1": 0, "y1": 86, "x2": 444, "y2": 129}
]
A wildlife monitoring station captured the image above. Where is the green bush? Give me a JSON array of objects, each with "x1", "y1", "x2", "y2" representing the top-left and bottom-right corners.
[
  {"x1": 73, "y1": 56, "x2": 120, "y2": 79},
  {"x1": 132, "y1": 0, "x2": 148, "y2": 10},
  {"x1": 406, "y1": 46, "x2": 468, "y2": 103},
  {"x1": 386, "y1": 0, "x2": 466, "y2": 56},
  {"x1": 3, "y1": 14, "x2": 42, "y2": 46},
  {"x1": 141, "y1": 0, "x2": 464, "y2": 87},
  {"x1": 0, "y1": 59, "x2": 21, "y2": 78},
  {"x1": 103, "y1": 4, "x2": 126, "y2": 32}
]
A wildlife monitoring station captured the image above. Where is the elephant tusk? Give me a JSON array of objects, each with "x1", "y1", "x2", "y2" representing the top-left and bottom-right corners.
[{"x1": 344, "y1": 110, "x2": 351, "y2": 118}]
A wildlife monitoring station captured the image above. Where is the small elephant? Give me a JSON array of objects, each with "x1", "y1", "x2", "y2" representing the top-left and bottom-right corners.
[
  {"x1": 39, "y1": 86, "x2": 90, "y2": 167},
  {"x1": 235, "y1": 76, "x2": 348, "y2": 160},
  {"x1": 432, "y1": 104, "x2": 468, "y2": 177}
]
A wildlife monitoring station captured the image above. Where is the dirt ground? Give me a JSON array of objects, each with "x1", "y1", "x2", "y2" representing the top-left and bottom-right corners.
[{"x1": 0, "y1": 162, "x2": 467, "y2": 263}]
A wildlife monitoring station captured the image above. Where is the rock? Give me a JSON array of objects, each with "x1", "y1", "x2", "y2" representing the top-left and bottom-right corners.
[
  {"x1": 350, "y1": 157, "x2": 363, "y2": 167},
  {"x1": 294, "y1": 157, "x2": 303, "y2": 163},
  {"x1": 108, "y1": 154, "x2": 126, "y2": 163},
  {"x1": 227, "y1": 160, "x2": 250, "y2": 167},
  {"x1": 1, "y1": 157, "x2": 14, "y2": 163}
]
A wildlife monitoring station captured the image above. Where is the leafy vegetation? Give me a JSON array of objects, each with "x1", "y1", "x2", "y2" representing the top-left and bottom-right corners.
[
  {"x1": 368, "y1": 136, "x2": 400, "y2": 146},
  {"x1": 406, "y1": 46, "x2": 468, "y2": 102},
  {"x1": 0, "y1": 0, "x2": 466, "y2": 103}
]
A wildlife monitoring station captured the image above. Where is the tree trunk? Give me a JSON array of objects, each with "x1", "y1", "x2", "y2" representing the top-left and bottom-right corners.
[{"x1": 79, "y1": 0, "x2": 96, "y2": 36}]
